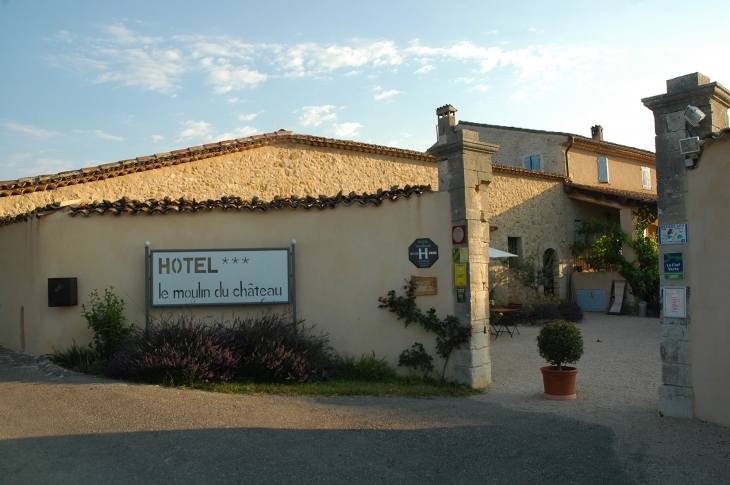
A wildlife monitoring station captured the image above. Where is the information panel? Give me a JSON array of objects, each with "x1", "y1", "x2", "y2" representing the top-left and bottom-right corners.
[{"x1": 151, "y1": 248, "x2": 290, "y2": 306}]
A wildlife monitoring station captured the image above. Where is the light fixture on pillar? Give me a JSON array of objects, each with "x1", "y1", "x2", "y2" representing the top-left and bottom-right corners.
[
  {"x1": 684, "y1": 105, "x2": 706, "y2": 127},
  {"x1": 679, "y1": 136, "x2": 704, "y2": 168}
]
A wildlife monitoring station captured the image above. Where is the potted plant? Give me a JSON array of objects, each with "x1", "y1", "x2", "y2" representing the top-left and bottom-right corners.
[{"x1": 536, "y1": 320, "x2": 584, "y2": 400}]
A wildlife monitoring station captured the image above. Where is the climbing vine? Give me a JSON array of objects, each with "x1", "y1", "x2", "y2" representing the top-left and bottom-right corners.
[{"x1": 378, "y1": 280, "x2": 472, "y2": 381}]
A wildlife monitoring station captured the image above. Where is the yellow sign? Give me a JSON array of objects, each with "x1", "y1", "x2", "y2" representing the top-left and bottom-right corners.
[{"x1": 454, "y1": 263, "x2": 467, "y2": 287}]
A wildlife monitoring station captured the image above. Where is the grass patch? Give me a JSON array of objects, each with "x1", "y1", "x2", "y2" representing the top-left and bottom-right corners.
[
  {"x1": 51, "y1": 341, "x2": 105, "y2": 375},
  {"x1": 188, "y1": 376, "x2": 480, "y2": 398}
]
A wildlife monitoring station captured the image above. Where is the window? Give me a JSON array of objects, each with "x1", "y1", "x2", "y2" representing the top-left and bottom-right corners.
[
  {"x1": 597, "y1": 156, "x2": 609, "y2": 183},
  {"x1": 524, "y1": 154, "x2": 541, "y2": 170},
  {"x1": 574, "y1": 220, "x2": 585, "y2": 243},
  {"x1": 642, "y1": 166, "x2": 652, "y2": 189},
  {"x1": 507, "y1": 237, "x2": 522, "y2": 268}
]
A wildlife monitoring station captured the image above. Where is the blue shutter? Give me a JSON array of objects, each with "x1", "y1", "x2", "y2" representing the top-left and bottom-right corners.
[
  {"x1": 598, "y1": 157, "x2": 609, "y2": 183},
  {"x1": 524, "y1": 154, "x2": 541, "y2": 170}
]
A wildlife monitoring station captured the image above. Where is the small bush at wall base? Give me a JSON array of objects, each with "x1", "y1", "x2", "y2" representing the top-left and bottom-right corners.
[
  {"x1": 51, "y1": 340, "x2": 101, "y2": 374},
  {"x1": 398, "y1": 343, "x2": 434, "y2": 379},
  {"x1": 81, "y1": 287, "x2": 134, "y2": 362},
  {"x1": 336, "y1": 352, "x2": 397, "y2": 381}
]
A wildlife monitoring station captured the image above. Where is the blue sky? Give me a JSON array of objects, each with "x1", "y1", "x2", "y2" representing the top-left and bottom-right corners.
[{"x1": 1, "y1": 0, "x2": 729, "y2": 181}]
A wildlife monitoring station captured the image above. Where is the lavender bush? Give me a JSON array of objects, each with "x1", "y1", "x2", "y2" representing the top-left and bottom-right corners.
[{"x1": 106, "y1": 313, "x2": 335, "y2": 385}]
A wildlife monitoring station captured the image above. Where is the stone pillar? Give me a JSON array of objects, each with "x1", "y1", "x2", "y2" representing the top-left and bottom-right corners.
[
  {"x1": 428, "y1": 129, "x2": 498, "y2": 389},
  {"x1": 619, "y1": 207, "x2": 636, "y2": 263},
  {"x1": 642, "y1": 72, "x2": 730, "y2": 418}
]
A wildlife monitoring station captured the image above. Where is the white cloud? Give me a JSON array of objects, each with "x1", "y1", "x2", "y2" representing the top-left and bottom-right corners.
[
  {"x1": 3, "y1": 153, "x2": 32, "y2": 167},
  {"x1": 415, "y1": 65, "x2": 435, "y2": 74},
  {"x1": 332, "y1": 122, "x2": 363, "y2": 138},
  {"x1": 217, "y1": 126, "x2": 259, "y2": 140},
  {"x1": 73, "y1": 129, "x2": 124, "y2": 140},
  {"x1": 104, "y1": 23, "x2": 160, "y2": 45},
  {"x1": 374, "y1": 89, "x2": 402, "y2": 100},
  {"x1": 207, "y1": 65, "x2": 268, "y2": 93},
  {"x1": 228, "y1": 97, "x2": 239, "y2": 103},
  {"x1": 277, "y1": 41, "x2": 403, "y2": 76},
  {"x1": 19, "y1": 157, "x2": 74, "y2": 177},
  {"x1": 2, "y1": 121, "x2": 60, "y2": 138},
  {"x1": 238, "y1": 113, "x2": 259, "y2": 121},
  {"x1": 152, "y1": 134, "x2": 164, "y2": 142},
  {"x1": 177, "y1": 120, "x2": 214, "y2": 141},
  {"x1": 453, "y1": 77, "x2": 474, "y2": 83},
  {"x1": 474, "y1": 84, "x2": 490, "y2": 91},
  {"x1": 344, "y1": 70, "x2": 363, "y2": 76},
  {"x1": 298, "y1": 105, "x2": 338, "y2": 126}
]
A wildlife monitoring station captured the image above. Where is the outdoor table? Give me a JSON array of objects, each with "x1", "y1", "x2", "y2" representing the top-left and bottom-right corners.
[{"x1": 490, "y1": 308, "x2": 521, "y2": 338}]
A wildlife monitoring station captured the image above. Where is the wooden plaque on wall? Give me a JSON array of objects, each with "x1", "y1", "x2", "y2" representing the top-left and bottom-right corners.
[{"x1": 411, "y1": 277, "x2": 438, "y2": 296}]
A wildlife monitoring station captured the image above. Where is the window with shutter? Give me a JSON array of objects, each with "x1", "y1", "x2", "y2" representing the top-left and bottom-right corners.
[
  {"x1": 524, "y1": 154, "x2": 541, "y2": 170},
  {"x1": 642, "y1": 166, "x2": 652, "y2": 189},
  {"x1": 598, "y1": 157, "x2": 609, "y2": 183}
]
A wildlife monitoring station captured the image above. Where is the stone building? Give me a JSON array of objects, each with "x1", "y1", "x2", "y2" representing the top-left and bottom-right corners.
[{"x1": 431, "y1": 105, "x2": 657, "y2": 310}]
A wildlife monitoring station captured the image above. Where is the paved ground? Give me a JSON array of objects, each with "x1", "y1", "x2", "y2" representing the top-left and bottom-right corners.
[{"x1": 1, "y1": 314, "x2": 728, "y2": 484}]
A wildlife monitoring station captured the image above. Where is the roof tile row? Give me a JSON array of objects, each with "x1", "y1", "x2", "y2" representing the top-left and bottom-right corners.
[{"x1": 0, "y1": 185, "x2": 432, "y2": 229}]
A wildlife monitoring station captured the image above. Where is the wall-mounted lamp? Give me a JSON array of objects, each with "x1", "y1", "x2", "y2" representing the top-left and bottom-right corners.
[
  {"x1": 684, "y1": 105, "x2": 706, "y2": 127},
  {"x1": 679, "y1": 136, "x2": 704, "y2": 168}
]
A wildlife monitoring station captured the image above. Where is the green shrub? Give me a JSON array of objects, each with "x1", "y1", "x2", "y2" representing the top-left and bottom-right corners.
[
  {"x1": 397, "y1": 343, "x2": 434, "y2": 379},
  {"x1": 337, "y1": 352, "x2": 397, "y2": 381},
  {"x1": 81, "y1": 287, "x2": 134, "y2": 362},
  {"x1": 51, "y1": 340, "x2": 100, "y2": 374},
  {"x1": 536, "y1": 320, "x2": 584, "y2": 370}
]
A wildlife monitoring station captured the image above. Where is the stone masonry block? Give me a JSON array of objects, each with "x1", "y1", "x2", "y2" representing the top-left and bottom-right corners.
[
  {"x1": 655, "y1": 151, "x2": 689, "y2": 180},
  {"x1": 666, "y1": 72, "x2": 710, "y2": 93},
  {"x1": 449, "y1": 191, "x2": 467, "y2": 220},
  {"x1": 655, "y1": 131, "x2": 688, "y2": 155},
  {"x1": 665, "y1": 111, "x2": 688, "y2": 133},
  {"x1": 662, "y1": 362, "x2": 692, "y2": 387},
  {"x1": 657, "y1": 194, "x2": 686, "y2": 222},
  {"x1": 658, "y1": 384, "x2": 693, "y2": 418},
  {"x1": 454, "y1": 362, "x2": 490, "y2": 388},
  {"x1": 453, "y1": 346, "x2": 489, "y2": 368},
  {"x1": 657, "y1": 175, "x2": 687, "y2": 197},
  {"x1": 465, "y1": 327, "x2": 490, "y2": 351},
  {"x1": 660, "y1": 339, "x2": 691, "y2": 364}
]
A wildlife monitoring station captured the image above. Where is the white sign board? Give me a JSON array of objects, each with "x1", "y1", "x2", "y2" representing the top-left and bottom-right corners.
[
  {"x1": 151, "y1": 248, "x2": 290, "y2": 306},
  {"x1": 662, "y1": 286, "x2": 687, "y2": 318},
  {"x1": 659, "y1": 223, "x2": 688, "y2": 245}
]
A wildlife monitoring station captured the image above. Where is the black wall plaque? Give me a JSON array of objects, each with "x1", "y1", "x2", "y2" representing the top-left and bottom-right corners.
[{"x1": 48, "y1": 278, "x2": 78, "y2": 307}]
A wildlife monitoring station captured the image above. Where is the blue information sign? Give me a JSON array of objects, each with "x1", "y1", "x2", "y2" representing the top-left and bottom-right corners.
[{"x1": 663, "y1": 252, "x2": 684, "y2": 279}]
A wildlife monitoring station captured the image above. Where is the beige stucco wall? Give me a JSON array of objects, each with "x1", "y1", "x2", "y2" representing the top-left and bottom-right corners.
[
  {"x1": 461, "y1": 125, "x2": 567, "y2": 174},
  {"x1": 0, "y1": 144, "x2": 438, "y2": 217},
  {"x1": 687, "y1": 136, "x2": 730, "y2": 427},
  {"x1": 0, "y1": 191, "x2": 457, "y2": 377},
  {"x1": 487, "y1": 173, "x2": 573, "y2": 304},
  {"x1": 569, "y1": 147, "x2": 656, "y2": 194}
]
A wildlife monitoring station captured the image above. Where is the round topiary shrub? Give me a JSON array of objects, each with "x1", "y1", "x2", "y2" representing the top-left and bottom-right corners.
[{"x1": 536, "y1": 320, "x2": 584, "y2": 370}]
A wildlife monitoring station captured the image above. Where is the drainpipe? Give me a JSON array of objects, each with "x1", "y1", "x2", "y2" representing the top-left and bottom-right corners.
[{"x1": 564, "y1": 134, "x2": 575, "y2": 180}]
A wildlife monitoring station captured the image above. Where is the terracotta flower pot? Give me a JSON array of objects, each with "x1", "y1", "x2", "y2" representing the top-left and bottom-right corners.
[{"x1": 540, "y1": 366, "x2": 578, "y2": 400}]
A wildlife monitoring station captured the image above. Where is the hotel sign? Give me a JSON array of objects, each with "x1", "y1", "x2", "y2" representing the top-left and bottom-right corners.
[{"x1": 151, "y1": 248, "x2": 290, "y2": 306}]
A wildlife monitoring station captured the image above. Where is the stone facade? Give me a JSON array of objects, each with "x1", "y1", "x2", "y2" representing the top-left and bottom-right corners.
[
  {"x1": 487, "y1": 170, "x2": 572, "y2": 304},
  {"x1": 0, "y1": 137, "x2": 438, "y2": 217}
]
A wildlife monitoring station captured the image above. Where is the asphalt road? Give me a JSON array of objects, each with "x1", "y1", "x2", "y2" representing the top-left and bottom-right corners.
[{"x1": 1, "y1": 314, "x2": 728, "y2": 484}]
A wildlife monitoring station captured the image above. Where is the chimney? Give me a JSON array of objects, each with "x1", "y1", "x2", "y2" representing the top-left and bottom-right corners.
[
  {"x1": 591, "y1": 125, "x2": 604, "y2": 141},
  {"x1": 436, "y1": 104, "x2": 457, "y2": 139}
]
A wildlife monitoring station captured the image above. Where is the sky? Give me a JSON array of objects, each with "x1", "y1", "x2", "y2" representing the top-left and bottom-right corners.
[{"x1": 1, "y1": 0, "x2": 729, "y2": 181}]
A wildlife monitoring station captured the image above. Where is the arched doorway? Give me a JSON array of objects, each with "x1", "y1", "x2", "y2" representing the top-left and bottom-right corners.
[{"x1": 542, "y1": 249, "x2": 558, "y2": 295}]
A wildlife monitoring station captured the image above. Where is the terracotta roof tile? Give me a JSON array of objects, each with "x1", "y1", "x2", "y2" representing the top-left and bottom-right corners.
[
  {"x1": 0, "y1": 185, "x2": 432, "y2": 228},
  {"x1": 564, "y1": 181, "x2": 657, "y2": 205},
  {"x1": 492, "y1": 164, "x2": 567, "y2": 181}
]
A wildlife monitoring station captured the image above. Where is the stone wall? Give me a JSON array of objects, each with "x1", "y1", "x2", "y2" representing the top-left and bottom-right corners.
[
  {"x1": 459, "y1": 123, "x2": 567, "y2": 174},
  {"x1": 0, "y1": 144, "x2": 438, "y2": 217},
  {"x1": 487, "y1": 171, "x2": 573, "y2": 304}
]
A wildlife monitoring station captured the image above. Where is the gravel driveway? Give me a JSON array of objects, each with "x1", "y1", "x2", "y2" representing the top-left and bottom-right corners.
[{"x1": 1, "y1": 313, "x2": 728, "y2": 484}]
